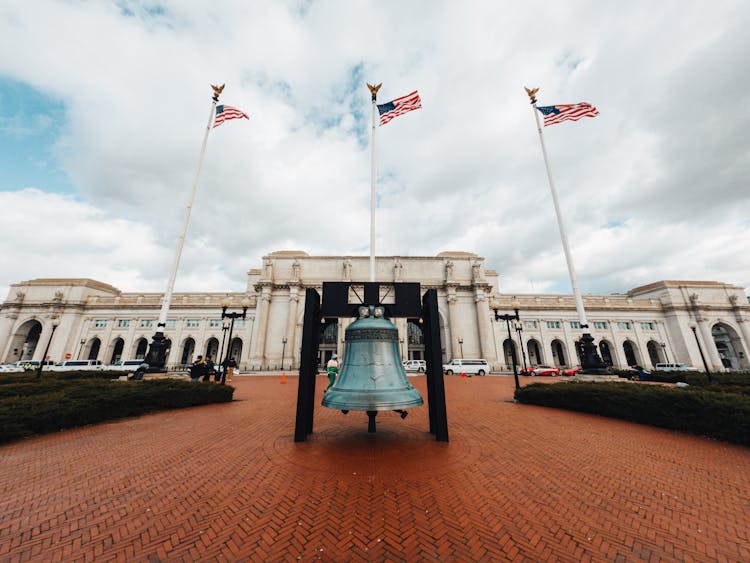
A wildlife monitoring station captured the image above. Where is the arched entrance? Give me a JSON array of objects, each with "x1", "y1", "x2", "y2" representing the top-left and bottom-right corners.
[
  {"x1": 318, "y1": 319, "x2": 338, "y2": 366},
  {"x1": 712, "y1": 323, "x2": 748, "y2": 370},
  {"x1": 502, "y1": 339, "x2": 517, "y2": 371},
  {"x1": 205, "y1": 337, "x2": 220, "y2": 360},
  {"x1": 407, "y1": 320, "x2": 425, "y2": 360},
  {"x1": 646, "y1": 340, "x2": 662, "y2": 368},
  {"x1": 87, "y1": 338, "x2": 101, "y2": 361},
  {"x1": 551, "y1": 339, "x2": 567, "y2": 367},
  {"x1": 5, "y1": 319, "x2": 43, "y2": 363},
  {"x1": 134, "y1": 338, "x2": 148, "y2": 360},
  {"x1": 599, "y1": 340, "x2": 613, "y2": 366},
  {"x1": 180, "y1": 338, "x2": 195, "y2": 365},
  {"x1": 109, "y1": 338, "x2": 125, "y2": 364},
  {"x1": 622, "y1": 340, "x2": 640, "y2": 367},
  {"x1": 228, "y1": 338, "x2": 243, "y2": 364},
  {"x1": 527, "y1": 339, "x2": 542, "y2": 366}
]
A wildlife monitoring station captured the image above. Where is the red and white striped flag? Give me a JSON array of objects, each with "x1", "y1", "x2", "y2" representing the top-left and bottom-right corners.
[
  {"x1": 213, "y1": 104, "x2": 249, "y2": 128},
  {"x1": 377, "y1": 91, "x2": 422, "y2": 126},
  {"x1": 537, "y1": 103, "x2": 599, "y2": 126}
]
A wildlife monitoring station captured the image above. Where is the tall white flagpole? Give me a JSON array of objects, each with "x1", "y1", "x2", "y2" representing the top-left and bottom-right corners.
[
  {"x1": 146, "y1": 84, "x2": 223, "y2": 370},
  {"x1": 526, "y1": 87, "x2": 588, "y2": 328},
  {"x1": 367, "y1": 83, "x2": 382, "y2": 282}
]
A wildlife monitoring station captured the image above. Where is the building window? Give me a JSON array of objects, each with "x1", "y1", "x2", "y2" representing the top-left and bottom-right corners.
[
  {"x1": 617, "y1": 322, "x2": 632, "y2": 330},
  {"x1": 94, "y1": 319, "x2": 107, "y2": 328},
  {"x1": 570, "y1": 321, "x2": 581, "y2": 329},
  {"x1": 117, "y1": 319, "x2": 131, "y2": 328},
  {"x1": 546, "y1": 321, "x2": 561, "y2": 329},
  {"x1": 523, "y1": 320, "x2": 538, "y2": 330},
  {"x1": 641, "y1": 322, "x2": 655, "y2": 331},
  {"x1": 139, "y1": 319, "x2": 154, "y2": 328},
  {"x1": 234, "y1": 319, "x2": 246, "y2": 328},
  {"x1": 209, "y1": 319, "x2": 222, "y2": 328},
  {"x1": 165, "y1": 320, "x2": 176, "y2": 328},
  {"x1": 593, "y1": 321, "x2": 608, "y2": 330},
  {"x1": 185, "y1": 319, "x2": 200, "y2": 328}
]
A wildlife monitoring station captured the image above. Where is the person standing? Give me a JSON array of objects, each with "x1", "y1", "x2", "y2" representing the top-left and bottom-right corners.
[
  {"x1": 204, "y1": 355, "x2": 216, "y2": 382},
  {"x1": 190, "y1": 355, "x2": 205, "y2": 382},
  {"x1": 325, "y1": 354, "x2": 339, "y2": 392},
  {"x1": 227, "y1": 357, "x2": 238, "y2": 383}
]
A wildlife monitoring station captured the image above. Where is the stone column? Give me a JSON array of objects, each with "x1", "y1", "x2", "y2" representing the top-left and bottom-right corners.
[
  {"x1": 736, "y1": 316, "x2": 750, "y2": 359},
  {"x1": 446, "y1": 288, "x2": 459, "y2": 359},
  {"x1": 253, "y1": 287, "x2": 272, "y2": 369},
  {"x1": 284, "y1": 287, "x2": 300, "y2": 369},
  {"x1": 698, "y1": 318, "x2": 722, "y2": 370},
  {"x1": 474, "y1": 288, "x2": 495, "y2": 363}
]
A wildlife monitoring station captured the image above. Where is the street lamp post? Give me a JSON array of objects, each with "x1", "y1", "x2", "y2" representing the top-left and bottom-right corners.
[
  {"x1": 515, "y1": 320, "x2": 528, "y2": 374},
  {"x1": 37, "y1": 318, "x2": 60, "y2": 379},
  {"x1": 218, "y1": 320, "x2": 230, "y2": 375},
  {"x1": 688, "y1": 322, "x2": 712, "y2": 383},
  {"x1": 457, "y1": 337, "x2": 464, "y2": 359},
  {"x1": 281, "y1": 337, "x2": 288, "y2": 371},
  {"x1": 492, "y1": 298, "x2": 521, "y2": 390},
  {"x1": 77, "y1": 338, "x2": 86, "y2": 360},
  {"x1": 660, "y1": 341, "x2": 670, "y2": 364},
  {"x1": 219, "y1": 297, "x2": 251, "y2": 384}
]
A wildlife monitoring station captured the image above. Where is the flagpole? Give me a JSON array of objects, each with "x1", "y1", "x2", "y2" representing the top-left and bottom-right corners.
[
  {"x1": 145, "y1": 84, "x2": 223, "y2": 371},
  {"x1": 367, "y1": 83, "x2": 382, "y2": 282},
  {"x1": 525, "y1": 87, "x2": 608, "y2": 374}
]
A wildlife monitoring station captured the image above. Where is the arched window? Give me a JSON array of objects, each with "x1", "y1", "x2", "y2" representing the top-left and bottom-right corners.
[
  {"x1": 135, "y1": 338, "x2": 148, "y2": 359},
  {"x1": 623, "y1": 341, "x2": 638, "y2": 367},
  {"x1": 88, "y1": 338, "x2": 101, "y2": 361},
  {"x1": 110, "y1": 338, "x2": 124, "y2": 364},
  {"x1": 527, "y1": 339, "x2": 542, "y2": 365},
  {"x1": 181, "y1": 338, "x2": 195, "y2": 365},
  {"x1": 599, "y1": 341, "x2": 613, "y2": 366},
  {"x1": 551, "y1": 340, "x2": 567, "y2": 367}
]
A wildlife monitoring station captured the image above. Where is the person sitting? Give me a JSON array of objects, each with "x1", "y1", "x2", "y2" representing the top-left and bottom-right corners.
[{"x1": 189, "y1": 355, "x2": 205, "y2": 381}]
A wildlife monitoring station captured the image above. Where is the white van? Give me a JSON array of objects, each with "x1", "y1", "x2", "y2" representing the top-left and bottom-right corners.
[
  {"x1": 654, "y1": 363, "x2": 698, "y2": 372},
  {"x1": 442, "y1": 359, "x2": 490, "y2": 376},
  {"x1": 106, "y1": 360, "x2": 147, "y2": 372},
  {"x1": 402, "y1": 360, "x2": 426, "y2": 373}
]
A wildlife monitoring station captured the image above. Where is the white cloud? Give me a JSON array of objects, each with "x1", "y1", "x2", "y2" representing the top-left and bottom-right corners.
[{"x1": 0, "y1": 0, "x2": 748, "y2": 298}]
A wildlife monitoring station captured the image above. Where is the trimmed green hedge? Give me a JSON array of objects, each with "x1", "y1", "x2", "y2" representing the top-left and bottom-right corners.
[
  {"x1": 0, "y1": 378, "x2": 234, "y2": 444},
  {"x1": 612, "y1": 370, "x2": 750, "y2": 387},
  {"x1": 515, "y1": 382, "x2": 750, "y2": 447}
]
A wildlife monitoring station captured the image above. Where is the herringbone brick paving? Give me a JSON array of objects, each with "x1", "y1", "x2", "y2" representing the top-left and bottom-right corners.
[{"x1": 1, "y1": 375, "x2": 748, "y2": 562}]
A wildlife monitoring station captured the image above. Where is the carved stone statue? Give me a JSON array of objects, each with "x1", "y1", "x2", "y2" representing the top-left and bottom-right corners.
[
  {"x1": 471, "y1": 261, "x2": 481, "y2": 281},
  {"x1": 343, "y1": 259, "x2": 352, "y2": 281},
  {"x1": 292, "y1": 259, "x2": 301, "y2": 281},
  {"x1": 264, "y1": 258, "x2": 273, "y2": 279},
  {"x1": 445, "y1": 260, "x2": 454, "y2": 280},
  {"x1": 394, "y1": 258, "x2": 403, "y2": 281}
]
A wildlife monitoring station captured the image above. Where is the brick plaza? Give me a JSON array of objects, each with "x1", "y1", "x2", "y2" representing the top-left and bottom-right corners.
[{"x1": 1, "y1": 375, "x2": 748, "y2": 561}]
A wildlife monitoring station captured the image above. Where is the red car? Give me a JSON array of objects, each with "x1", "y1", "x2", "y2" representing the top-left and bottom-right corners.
[
  {"x1": 562, "y1": 366, "x2": 582, "y2": 376},
  {"x1": 530, "y1": 365, "x2": 560, "y2": 376}
]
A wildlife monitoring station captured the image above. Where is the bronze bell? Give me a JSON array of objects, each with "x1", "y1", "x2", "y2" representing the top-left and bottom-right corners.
[{"x1": 322, "y1": 305, "x2": 423, "y2": 431}]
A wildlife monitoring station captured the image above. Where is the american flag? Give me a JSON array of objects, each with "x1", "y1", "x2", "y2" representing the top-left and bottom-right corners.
[
  {"x1": 537, "y1": 103, "x2": 599, "y2": 126},
  {"x1": 377, "y1": 90, "x2": 422, "y2": 126},
  {"x1": 213, "y1": 104, "x2": 249, "y2": 128}
]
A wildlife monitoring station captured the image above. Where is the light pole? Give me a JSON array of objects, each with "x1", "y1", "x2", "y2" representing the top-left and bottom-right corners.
[
  {"x1": 660, "y1": 341, "x2": 670, "y2": 364},
  {"x1": 688, "y1": 322, "x2": 712, "y2": 382},
  {"x1": 281, "y1": 337, "x2": 288, "y2": 371},
  {"x1": 515, "y1": 319, "x2": 528, "y2": 374},
  {"x1": 492, "y1": 298, "x2": 521, "y2": 390},
  {"x1": 457, "y1": 337, "x2": 464, "y2": 359},
  {"x1": 219, "y1": 297, "x2": 251, "y2": 384},
  {"x1": 37, "y1": 318, "x2": 60, "y2": 379},
  {"x1": 77, "y1": 338, "x2": 86, "y2": 360},
  {"x1": 218, "y1": 320, "x2": 230, "y2": 375}
]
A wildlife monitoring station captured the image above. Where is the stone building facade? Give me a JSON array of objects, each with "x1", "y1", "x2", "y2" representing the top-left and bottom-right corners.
[{"x1": 1, "y1": 250, "x2": 749, "y2": 373}]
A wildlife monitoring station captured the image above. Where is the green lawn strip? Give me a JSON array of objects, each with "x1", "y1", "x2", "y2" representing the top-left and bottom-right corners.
[
  {"x1": 515, "y1": 382, "x2": 750, "y2": 447},
  {"x1": 0, "y1": 379, "x2": 234, "y2": 444}
]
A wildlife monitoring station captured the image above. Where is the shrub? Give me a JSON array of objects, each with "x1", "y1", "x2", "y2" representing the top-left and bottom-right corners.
[
  {"x1": 515, "y1": 382, "x2": 750, "y2": 447},
  {"x1": 0, "y1": 379, "x2": 234, "y2": 444}
]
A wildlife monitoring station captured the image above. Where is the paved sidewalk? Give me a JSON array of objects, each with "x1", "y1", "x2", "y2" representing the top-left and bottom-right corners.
[{"x1": 1, "y1": 376, "x2": 748, "y2": 561}]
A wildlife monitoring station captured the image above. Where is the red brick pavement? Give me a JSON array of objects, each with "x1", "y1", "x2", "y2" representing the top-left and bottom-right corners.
[{"x1": 1, "y1": 375, "x2": 748, "y2": 562}]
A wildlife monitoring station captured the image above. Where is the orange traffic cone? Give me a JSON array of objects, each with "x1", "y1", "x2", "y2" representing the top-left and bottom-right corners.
[{"x1": 281, "y1": 372, "x2": 287, "y2": 384}]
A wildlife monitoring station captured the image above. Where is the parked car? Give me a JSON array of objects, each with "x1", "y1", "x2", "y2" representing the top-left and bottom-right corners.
[
  {"x1": 13, "y1": 360, "x2": 54, "y2": 370},
  {"x1": 402, "y1": 359, "x2": 426, "y2": 373},
  {"x1": 519, "y1": 366, "x2": 535, "y2": 376},
  {"x1": 562, "y1": 366, "x2": 582, "y2": 376},
  {"x1": 0, "y1": 364, "x2": 24, "y2": 373},
  {"x1": 442, "y1": 359, "x2": 490, "y2": 376},
  {"x1": 654, "y1": 363, "x2": 698, "y2": 372},
  {"x1": 531, "y1": 365, "x2": 560, "y2": 376}
]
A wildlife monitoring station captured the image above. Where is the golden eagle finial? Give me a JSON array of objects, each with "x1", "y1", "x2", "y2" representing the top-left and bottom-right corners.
[
  {"x1": 524, "y1": 86, "x2": 539, "y2": 104},
  {"x1": 367, "y1": 82, "x2": 382, "y2": 101},
  {"x1": 211, "y1": 83, "x2": 225, "y2": 101}
]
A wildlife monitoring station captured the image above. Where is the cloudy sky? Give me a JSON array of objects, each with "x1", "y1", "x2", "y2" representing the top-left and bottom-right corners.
[{"x1": 1, "y1": 0, "x2": 748, "y2": 301}]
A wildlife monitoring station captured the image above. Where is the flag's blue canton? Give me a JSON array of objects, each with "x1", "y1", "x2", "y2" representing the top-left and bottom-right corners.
[
  {"x1": 537, "y1": 105, "x2": 561, "y2": 116},
  {"x1": 216, "y1": 105, "x2": 226, "y2": 114},
  {"x1": 377, "y1": 102, "x2": 396, "y2": 115}
]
